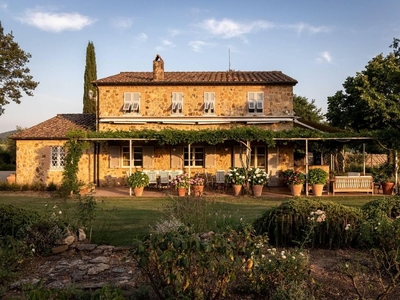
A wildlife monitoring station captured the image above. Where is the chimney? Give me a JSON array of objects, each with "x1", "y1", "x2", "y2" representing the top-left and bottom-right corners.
[{"x1": 153, "y1": 54, "x2": 164, "y2": 81}]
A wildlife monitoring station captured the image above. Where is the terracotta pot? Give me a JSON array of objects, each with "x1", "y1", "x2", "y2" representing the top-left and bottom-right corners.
[
  {"x1": 252, "y1": 185, "x2": 263, "y2": 197},
  {"x1": 312, "y1": 184, "x2": 324, "y2": 196},
  {"x1": 134, "y1": 187, "x2": 144, "y2": 197},
  {"x1": 177, "y1": 187, "x2": 187, "y2": 197},
  {"x1": 382, "y1": 182, "x2": 395, "y2": 195},
  {"x1": 290, "y1": 184, "x2": 302, "y2": 196},
  {"x1": 192, "y1": 185, "x2": 204, "y2": 196},
  {"x1": 232, "y1": 184, "x2": 242, "y2": 196}
]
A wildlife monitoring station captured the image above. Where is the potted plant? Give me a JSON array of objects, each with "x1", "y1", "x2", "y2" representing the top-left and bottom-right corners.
[
  {"x1": 190, "y1": 175, "x2": 205, "y2": 196},
  {"x1": 127, "y1": 171, "x2": 149, "y2": 196},
  {"x1": 283, "y1": 169, "x2": 305, "y2": 196},
  {"x1": 247, "y1": 167, "x2": 268, "y2": 197},
  {"x1": 225, "y1": 167, "x2": 246, "y2": 196},
  {"x1": 308, "y1": 168, "x2": 328, "y2": 196},
  {"x1": 373, "y1": 163, "x2": 395, "y2": 195},
  {"x1": 172, "y1": 173, "x2": 190, "y2": 197}
]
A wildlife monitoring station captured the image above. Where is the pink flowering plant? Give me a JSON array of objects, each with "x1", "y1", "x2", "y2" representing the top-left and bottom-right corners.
[
  {"x1": 171, "y1": 173, "x2": 190, "y2": 189},
  {"x1": 283, "y1": 169, "x2": 305, "y2": 185},
  {"x1": 190, "y1": 176, "x2": 205, "y2": 186}
]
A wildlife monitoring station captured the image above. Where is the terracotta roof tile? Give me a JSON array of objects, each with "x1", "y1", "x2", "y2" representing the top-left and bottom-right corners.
[
  {"x1": 94, "y1": 71, "x2": 297, "y2": 86},
  {"x1": 11, "y1": 114, "x2": 95, "y2": 140}
]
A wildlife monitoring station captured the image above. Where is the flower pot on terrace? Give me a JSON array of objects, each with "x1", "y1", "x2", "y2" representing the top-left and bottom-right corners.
[
  {"x1": 177, "y1": 187, "x2": 187, "y2": 197},
  {"x1": 381, "y1": 182, "x2": 395, "y2": 195},
  {"x1": 134, "y1": 187, "x2": 144, "y2": 197},
  {"x1": 290, "y1": 184, "x2": 302, "y2": 196},
  {"x1": 252, "y1": 185, "x2": 263, "y2": 197},
  {"x1": 192, "y1": 185, "x2": 204, "y2": 196},
  {"x1": 232, "y1": 184, "x2": 242, "y2": 196},
  {"x1": 312, "y1": 184, "x2": 324, "y2": 196}
]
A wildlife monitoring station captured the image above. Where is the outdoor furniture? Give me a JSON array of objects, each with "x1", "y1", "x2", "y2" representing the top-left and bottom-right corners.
[
  {"x1": 144, "y1": 170, "x2": 158, "y2": 189},
  {"x1": 214, "y1": 170, "x2": 227, "y2": 192},
  {"x1": 332, "y1": 176, "x2": 374, "y2": 195},
  {"x1": 158, "y1": 171, "x2": 170, "y2": 189}
]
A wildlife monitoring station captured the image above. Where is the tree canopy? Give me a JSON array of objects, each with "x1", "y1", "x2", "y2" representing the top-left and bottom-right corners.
[
  {"x1": 326, "y1": 38, "x2": 400, "y2": 131},
  {"x1": 82, "y1": 41, "x2": 97, "y2": 114},
  {"x1": 0, "y1": 22, "x2": 39, "y2": 116},
  {"x1": 293, "y1": 94, "x2": 325, "y2": 123}
]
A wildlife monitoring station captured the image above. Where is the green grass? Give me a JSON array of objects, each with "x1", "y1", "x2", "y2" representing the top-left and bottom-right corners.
[{"x1": 0, "y1": 193, "x2": 384, "y2": 246}]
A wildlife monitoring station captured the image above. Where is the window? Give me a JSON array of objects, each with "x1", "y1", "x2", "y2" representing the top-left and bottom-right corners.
[
  {"x1": 250, "y1": 146, "x2": 266, "y2": 168},
  {"x1": 247, "y1": 92, "x2": 264, "y2": 114},
  {"x1": 122, "y1": 147, "x2": 143, "y2": 167},
  {"x1": 172, "y1": 92, "x2": 183, "y2": 115},
  {"x1": 184, "y1": 147, "x2": 204, "y2": 167},
  {"x1": 50, "y1": 146, "x2": 65, "y2": 169},
  {"x1": 203, "y1": 92, "x2": 215, "y2": 114},
  {"x1": 123, "y1": 92, "x2": 140, "y2": 113}
]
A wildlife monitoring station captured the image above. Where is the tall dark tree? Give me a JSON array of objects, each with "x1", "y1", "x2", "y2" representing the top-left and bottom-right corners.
[
  {"x1": 293, "y1": 94, "x2": 325, "y2": 123},
  {"x1": 0, "y1": 22, "x2": 39, "y2": 116},
  {"x1": 83, "y1": 41, "x2": 97, "y2": 113},
  {"x1": 326, "y1": 38, "x2": 400, "y2": 131}
]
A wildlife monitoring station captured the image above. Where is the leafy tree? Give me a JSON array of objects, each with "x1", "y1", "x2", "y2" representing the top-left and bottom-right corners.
[
  {"x1": 82, "y1": 41, "x2": 97, "y2": 113},
  {"x1": 293, "y1": 94, "x2": 325, "y2": 123},
  {"x1": 326, "y1": 39, "x2": 400, "y2": 131},
  {"x1": 0, "y1": 22, "x2": 39, "y2": 116}
]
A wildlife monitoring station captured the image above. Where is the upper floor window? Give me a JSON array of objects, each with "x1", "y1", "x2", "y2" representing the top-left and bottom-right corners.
[
  {"x1": 172, "y1": 92, "x2": 183, "y2": 115},
  {"x1": 247, "y1": 92, "x2": 264, "y2": 114},
  {"x1": 203, "y1": 92, "x2": 215, "y2": 115},
  {"x1": 123, "y1": 92, "x2": 140, "y2": 114},
  {"x1": 184, "y1": 147, "x2": 204, "y2": 167},
  {"x1": 50, "y1": 146, "x2": 65, "y2": 169}
]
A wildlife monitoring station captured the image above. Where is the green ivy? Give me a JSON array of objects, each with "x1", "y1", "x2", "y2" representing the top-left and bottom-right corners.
[{"x1": 59, "y1": 139, "x2": 89, "y2": 195}]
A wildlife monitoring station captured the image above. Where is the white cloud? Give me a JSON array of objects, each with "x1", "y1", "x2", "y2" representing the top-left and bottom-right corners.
[
  {"x1": 169, "y1": 29, "x2": 182, "y2": 37},
  {"x1": 316, "y1": 51, "x2": 332, "y2": 63},
  {"x1": 189, "y1": 40, "x2": 214, "y2": 52},
  {"x1": 110, "y1": 17, "x2": 133, "y2": 29},
  {"x1": 198, "y1": 18, "x2": 274, "y2": 38},
  {"x1": 18, "y1": 8, "x2": 94, "y2": 32},
  {"x1": 286, "y1": 22, "x2": 330, "y2": 35},
  {"x1": 155, "y1": 39, "x2": 176, "y2": 51},
  {"x1": 0, "y1": 2, "x2": 8, "y2": 11},
  {"x1": 136, "y1": 32, "x2": 148, "y2": 42}
]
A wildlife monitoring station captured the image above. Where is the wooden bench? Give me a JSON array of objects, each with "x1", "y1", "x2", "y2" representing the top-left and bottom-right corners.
[{"x1": 332, "y1": 176, "x2": 374, "y2": 195}]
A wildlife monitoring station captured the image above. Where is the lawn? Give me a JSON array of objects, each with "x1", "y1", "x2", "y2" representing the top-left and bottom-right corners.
[{"x1": 0, "y1": 193, "x2": 379, "y2": 246}]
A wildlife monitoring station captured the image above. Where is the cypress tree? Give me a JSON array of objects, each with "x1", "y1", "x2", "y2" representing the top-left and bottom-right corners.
[{"x1": 83, "y1": 41, "x2": 97, "y2": 113}]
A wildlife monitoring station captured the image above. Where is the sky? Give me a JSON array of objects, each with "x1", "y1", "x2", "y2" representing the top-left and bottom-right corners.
[{"x1": 1, "y1": 0, "x2": 400, "y2": 132}]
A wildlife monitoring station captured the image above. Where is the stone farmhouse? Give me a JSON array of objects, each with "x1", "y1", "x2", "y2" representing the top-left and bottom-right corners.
[{"x1": 12, "y1": 54, "x2": 323, "y2": 188}]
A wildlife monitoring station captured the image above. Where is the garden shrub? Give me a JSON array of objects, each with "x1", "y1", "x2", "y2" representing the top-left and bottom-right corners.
[
  {"x1": 0, "y1": 204, "x2": 42, "y2": 239},
  {"x1": 253, "y1": 198, "x2": 363, "y2": 249},
  {"x1": 361, "y1": 196, "x2": 400, "y2": 220},
  {"x1": 131, "y1": 224, "x2": 311, "y2": 299}
]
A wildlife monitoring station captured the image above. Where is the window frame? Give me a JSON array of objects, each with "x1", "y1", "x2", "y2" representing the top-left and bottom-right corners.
[
  {"x1": 50, "y1": 146, "x2": 65, "y2": 170},
  {"x1": 122, "y1": 146, "x2": 143, "y2": 168},
  {"x1": 250, "y1": 146, "x2": 266, "y2": 169},
  {"x1": 184, "y1": 146, "x2": 204, "y2": 167},
  {"x1": 123, "y1": 92, "x2": 141, "y2": 114},
  {"x1": 247, "y1": 92, "x2": 264, "y2": 114},
  {"x1": 171, "y1": 92, "x2": 184, "y2": 115},
  {"x1": 203, "y1": 92, "x2": 215, "y2": 115}
]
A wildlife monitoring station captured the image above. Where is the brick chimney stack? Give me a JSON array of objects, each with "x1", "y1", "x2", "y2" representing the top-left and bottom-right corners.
[{"x1": 153, "y1": 54, "x2": 164, "y2": 81}]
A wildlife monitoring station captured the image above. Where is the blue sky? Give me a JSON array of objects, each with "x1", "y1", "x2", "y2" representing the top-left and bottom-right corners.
[{"x1": 1, "y1": 0, "x2": 400, "y2": 132}]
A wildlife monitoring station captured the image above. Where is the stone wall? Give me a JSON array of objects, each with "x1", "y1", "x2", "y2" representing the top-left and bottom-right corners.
[
  {"x1": 98, "y1": 84, "x2": 293, "y2": 119},
  {"x1": 15, "y1": 140, "x2": 93, "y2": 186}
]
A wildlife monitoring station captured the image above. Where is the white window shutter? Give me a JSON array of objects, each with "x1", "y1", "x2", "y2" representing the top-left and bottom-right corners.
[
  {"x1": 142, "y1": 146, "x2": 154, "y2": 168},
  {"x1": 124, "y1": 93, "x2": 132, "y2": 102},
  {"x1": 109, "y1": 146, "x2": 120, "y2": 168}
]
